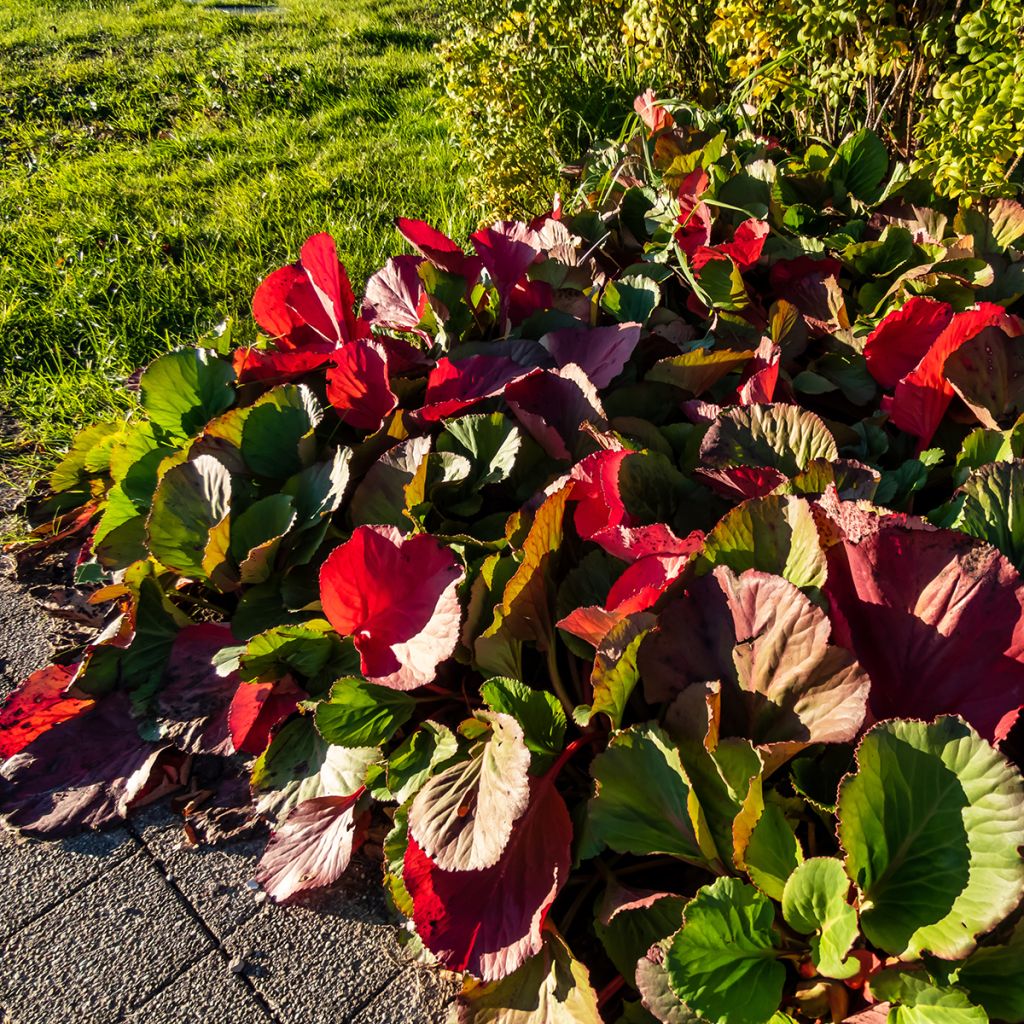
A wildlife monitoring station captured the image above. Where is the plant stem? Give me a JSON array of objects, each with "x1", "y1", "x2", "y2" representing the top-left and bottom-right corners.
[
  {"x1": 547, "y1": 734, "x2": 595, "y2": 781},
  {"x1": 546, "y1": 643, "x2": 575, "y2": 718},
  {"x1": 596, "y1": 975, "x2": 625, "y2": 1010}
]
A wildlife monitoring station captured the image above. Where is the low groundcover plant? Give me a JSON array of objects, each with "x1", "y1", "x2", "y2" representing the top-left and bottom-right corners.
[{"x1": 4, "y1": 95, "x2": 1024, "y2": 1022}]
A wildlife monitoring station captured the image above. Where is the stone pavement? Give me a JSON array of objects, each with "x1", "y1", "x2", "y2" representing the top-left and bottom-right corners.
[{"x1": 0, "y1": 573, "x2": 456, "y2": 1024}]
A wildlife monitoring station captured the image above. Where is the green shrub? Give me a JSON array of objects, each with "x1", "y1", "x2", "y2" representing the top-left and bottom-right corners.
[{"x1": 441, "y1": 0, "x2": 1024, "y2": 213}]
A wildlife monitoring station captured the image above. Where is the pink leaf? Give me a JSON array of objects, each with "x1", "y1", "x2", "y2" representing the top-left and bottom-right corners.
[
  {"x1": 540, "y1": 323, "x2": 642, "y2": 389},
  {"x1": 251, "y1": 233, "x2": 368, "y2": 349},
  {"x1": 504, "y1": 365, "x2": 607, "y2": 461},
  {"x1": 634, "y1": 89, "x2": 674, "y2": 135},
  {"x1": 404, "y1": 777, "x2": 572, "y2": 981},
  {"x1": 395, "y1": 217, "x2": 481, "y2": 280},
  {"x1": 361, "y1": 254, "x2": 428, "y2": 333},
  {"x1": 256, "y1": 793, "x2": 363, "y2": 902},
  {"x1": 570, "y1": 450, "x2": 704, "y2": 562},
  {"x1": 157, "y1": 624, "x2": 240, "y2": 757},
  {"x1": 319, "y1": 526, "x2": 464, "y2": 690},
  {"x1": 232, "y1": 346, "x2": 335, "y2": 385},
  {"x1": 883, "y1": 304, "x2": 1022, "y2": 444},
  {"x1": 823, "y1": 507, "x2": 1024, "y2": 741},
  {"x1": 471, "y1": 221, "x2": 542, "y2": 298},
  {"x1": 0, "y1": 691, "x2": 166, "y2": 836}
]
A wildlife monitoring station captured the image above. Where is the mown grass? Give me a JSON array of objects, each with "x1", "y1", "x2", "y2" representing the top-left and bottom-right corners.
[{"x1": 0, "y1": 0, "x2": 470, "y2": 473}]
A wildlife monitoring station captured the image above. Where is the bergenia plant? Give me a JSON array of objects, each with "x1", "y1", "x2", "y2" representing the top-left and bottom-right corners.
[{"x1": 4, "y1": 93, "x2": 1024, "y2": 1023}]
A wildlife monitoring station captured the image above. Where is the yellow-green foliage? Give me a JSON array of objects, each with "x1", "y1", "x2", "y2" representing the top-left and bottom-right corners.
[
  {"x1": 438, "y1": 0, "x2": 722, "y2": 216},
  {"x1": 442, "y1": 0, "x2": 1023, "y2": 213},
  {"x1": 914, "y1": 0, "x2": 1024, "y2": 199}
]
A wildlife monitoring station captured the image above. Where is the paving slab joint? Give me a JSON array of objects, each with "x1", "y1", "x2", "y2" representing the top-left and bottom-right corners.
[{"x1": 125, "y1": 820, "x2": 281, "y2": 1023}]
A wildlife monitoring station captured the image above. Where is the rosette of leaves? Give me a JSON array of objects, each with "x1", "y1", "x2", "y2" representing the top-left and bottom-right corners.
[{"x1": 4, "y1": 101, "x2": 1024, "y2": 1022}]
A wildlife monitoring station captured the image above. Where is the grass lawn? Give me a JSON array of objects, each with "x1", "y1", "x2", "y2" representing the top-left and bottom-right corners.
[{"x1": 0, "y1": 0, "x2": 470, "y2": 472}]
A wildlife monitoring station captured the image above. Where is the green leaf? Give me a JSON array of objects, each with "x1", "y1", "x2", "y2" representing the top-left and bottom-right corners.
[
  {"x1": 586, "y1": 723, "x2": 705, "y2": 865},
  {"x1": 955, "y1": 461, "x2": 1024, "y2": 572},
  {"x1": 838, "y1": 717, "x2": 1024, "y2": 959},
  {"x1": 871, "y1": 969, "x2": 988, "y2": 1024},
  {"x1": 439, "y1": 413, "x2": 523, "y2": 487},
  {"x1": 147, "y1": 454, "x2": 232, "y2": 578},
  {"x1": 696, "y1": 494, "x2": 826, "y2": 592},
  {"x1": 578, "y1": 614, "x2": 655, "y2": 729},
  {"x1": 140, "y1": 349, "x2": 235, "y2": 441},
  {"x1": 646, "y1": 346, "x2": 755, "y2": 397},
  {"x1": 229, "y1": 493, "x2": 296, "y2": 583},
  {"x1": 382, "y1": 721, "x2": 460, "y2": 805},
  {"x1": 250, "y1": 715, "x2": 377, "y2": 821},
  {"x1": 284, "y1": 446, "x2": 353, "y2": 528},
  {"x1": 954, "y1": 920, "x2": 1024, "y2": 1022},
  {"x1": 833, "y1": 129, "x2": 888, "y2": 203},
  {"x1": 666, "y1": 877, "x2": 785, "y2": 1024},
  {"x1": 451, "y1": 931, "x2": 602, "y2": 1023},
  {"x1": 240, "y1": 620, "x2": 358, "y2": 692},
  {"x1": 745, "y1": 801, "x2": 803, "y2": 900},
  {"x1": 595, "y1": 882, "x2": 687, "y2": 982},
  {"x1": 314, "y1": 678, "x2": 416, "y2": 748},
  {"x1": 603, "y1": 275, "x2": 660, "y2": 324},
  {"x1": 700, "y1": 405, "x2": 838, "y2": 481},
  {"x1": 676, "y1": 731, "x2": 763, "y2": 873},
  {"x1": 694, "y1": 256, "x2": 748, "y2": 311},
  {"x1": 49, "y1": 421, "x2": 123, "y2": 493},
  {"x1": 240, "y1": 384, "x2": 322, "y2": 478},
  {"x1": 407, "y1": 712, "x2": 531, "y2": 871},
  {"x1": 781, "y1": 858, "x2": 858, "y2": 979},
  {"x1": 480, "y1": 677, "x2": 566, "y2": 763}
]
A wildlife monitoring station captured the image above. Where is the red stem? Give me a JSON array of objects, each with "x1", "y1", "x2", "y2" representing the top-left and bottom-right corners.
[
  {"x1": 596, "y1": 974, "x2": 625, "y2": 1010},
  {"x1": 546, "y1": 734, "x2": 597, "y2": 782}
]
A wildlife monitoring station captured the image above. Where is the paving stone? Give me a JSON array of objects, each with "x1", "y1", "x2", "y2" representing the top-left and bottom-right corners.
[
  {"x1": 0, "y1": 850, "x2": 214, "y2": 1024},
  {"x1": 349, "y1": 963, "x2": 457, "y2": 1024},
  {"x1": 124, "y1": 949, "x2": 273, "y2": 1024},
  {"x1": 222, "y1": 880, "x2": 444, "y2": 1024},
  {"x1": 0, "y1": 826, "x2": 138, "y2": 941},
  {"x1": 131, "y1": 804, "x2": 268, "y2": 940}
]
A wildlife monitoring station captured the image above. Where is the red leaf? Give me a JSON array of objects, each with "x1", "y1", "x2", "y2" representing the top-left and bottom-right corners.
[
  {"x1": 557, "y1": 554, "x2": 689, "y2": 648},
  {"x1": 228, "y1": 675, "x2": 303, "y2": 756},
  {"x1": 722, "y1": 218, "x2": 769, "y2": 270},
  {"x1": 361, "y1": 254, "x2": 428, "y2": 332},
  {"x1": 507, "y1": 278, "x2": 555, "y2": 326},
  {"x1": 696, "y1": 465, "x2": 788, "y2": 501},
  {"x1": 404, "y1": 777, "x2": 572, "y2": 981},
  {"x1": 325, "y1": 340, "x2": 398, "y2": 432},
  {"x1": 0, "y1": 691, "x2": 166, "y2": 836},
  {"x1": 823, "y1": 507, "x2": 1024, "y2": 740},
  {"x1": 255, "y1": 793, "x2": 363, "y2": 902},
  {"x1": 882, "y1": 304, "x2": 1022, "y2": 444},
  {"x1": 232, "y1": 346, "x2": 335, "y2": 385},
  {"x1": 395, "y1": 217, "x2": 481, "y2": 279},
  {"x1": 251, "y1": 233, "x2": 367, "y2": 349},
  {"x1": 676, "y1": 170, "x2": 712, "y2": 258},
  {"x1": 319, "y1": 526, "x2": 464, "y2": 690},
  {"x1": 0, "y1": 663, "x2": 91, "y2": 759},
  {"x1": 863, "y1": 296, "x2": 954, "y2": 390},
  {"x1": 540, "y1": 323, "x2": 642, "y2": 388},
  {"x1": 634, "y1": 89, "x2": 674, "y2": 135},
  {"x1": 570, "y1": 450, "x2": 704, "y2": 562},
  {"x1": 157, "y1": 624, "x2": 240, "y2": 756},
  {"x1": 736, "y1": 337, "x2": 781, "y2": 405},
  {"x1": 471, "y1": 221, "x2": 541, "y2": 298},
  {"x1": 418, "y1": 355, "x2": 531, "y2": 422}
]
